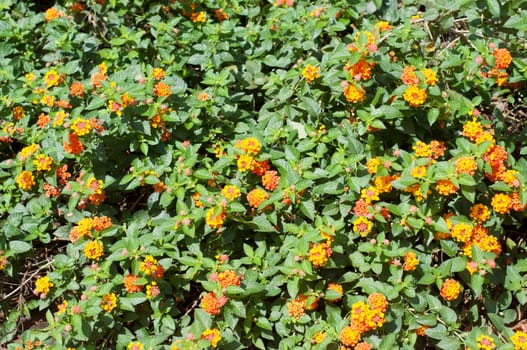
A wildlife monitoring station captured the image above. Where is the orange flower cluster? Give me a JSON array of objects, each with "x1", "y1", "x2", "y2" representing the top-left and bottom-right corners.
[
  {"x1": 287, "y1": 294, "x2": 308, "y2": 319},
  {"x1": 70, "y1": 81, "x2": 85, "y2": 98},
  {"x1": 511, "y1": 330, "x2": 527, "y2": 350},
  {"x1": 340, "y1": 294, "x2": 388, "y2": 348},
  {"x1": 217, "y1": 270, "x2": 241, "y2": 289},
  {"x1": 69, "y1": 216, "x2": 112, "y2": 242},
  {"x1": 455, "y1": 157, "x2": 478, "y2": 176},
  {"x1": 343, "y1": 83, "x2": 365, "y2": 103},
  {"x1": 153, "y1": 81, "x2": 171, "y2": 97},
  {"x1": 91, "y1": 62, "x2": 108, "y2": 89},
  {"x1": 402, "y1": 251, "x2": 419, "y2": 271},
  {"x1": 353, "y1": 216, "x2": 373, "y2": 236},
  {"x1": 201, "y1": 291, "x2": 228, "y2": 315},
  {"x1": 235, "y1": 137, "x2": 261, "y2": 155},
  {"x1": 45, "y1": 7, "x2": 65, "y2": 22},
  {"x1": 124, "y1": 274, "x2": 142, "y2": 293},
  {"x1": 34, "y1": 275, "x2": 54, "y2": 296},
  {"x1": 439, "y1": 278, "x2": 460, "y2": 301},
  {"x1": 450, "y1": 223, "x2": 502, "y2": 258},
  {"x1": 262, "y1": 170, "x2": 280, "y2": 191},
  {"x1": 63, "y1": 133, "x2": 84, "y2": 155},
  {"x1": 247, "y1": 188, "x2": 268, "y2": 209},
  {"x1": 345, "y1": 58, "x2": 375, "y2": 81},
  {"x1": 16, "y1": 170, "x2": 35, "y2": 190},
  {"x1": 308, "y1": 242, "x2": 332, "y2": 268},
  {"x1": 435, "y1": 179, "x2": 458, "y2": 196}
]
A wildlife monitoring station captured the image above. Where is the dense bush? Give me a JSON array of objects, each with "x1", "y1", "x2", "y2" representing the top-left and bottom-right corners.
[{"x1": 1, "y1": 0, "x2": 527, "y2": 349}]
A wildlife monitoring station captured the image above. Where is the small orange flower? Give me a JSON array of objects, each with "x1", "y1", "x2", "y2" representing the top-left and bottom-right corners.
[
  {"x1": 152, "y1": 68, "x2": 165, "y2": 80},
  {"x1": 344, "y1": 83, "x2": 365, "y2": 103},
  {"x1": 410, "y1": 165, "x2": 427, "y2": 178},
  {"x1": 63, "y1": 133, "x2": 84, "y2": 155},
  {"x1": 455, "y1": 157, "x2": 478, "y2": 176},
  {"x1": 287, "y1": 294, "x2": 306, "y2": 319},
  {"x1": 153, "y1": 82, "x2": 171, "y2": 97},
  {"x1": 70, "y1": 82, "x2": 85, "y2": 98},
  {"x1": 124, "y1": 274, "x2": 142, "y2": 293},
  {"x1": 201, "y1": 292, "x2": 227, "y2": 315},
  {"x1": 16, "y1": 171, "x2": 35, "y2": 190},
  {"x1": 139, "y1": 255, "x2": 158, "y2": 275},
  {"x1": 470, "y1": 203, "x2": 491, "y2": 224},
  {"x1": 217, "y1": 270, "x2": 241, "y2": 289},
  {"x1": 440, "y1": 278, "x2": 461, "y2": 301},
  {"x1": 366, "y1": 157, "x2": 380, "y2": 174},
  {"x1": 436, "y1": 179, "x2": 458, "y2": 196},
  {"x1": 247, "y1": 188, "x2": 268, "y2": 209},
  {"x1": 45, "y1": 7, "x2": 64, "y2": 22},
  {"x1": 491, "y1": 192, "x2": 511, "y2": 214},
  {"x1": 368, "y1": 293, "x2": 388, "y2": 312},
  {"x1": 340, "y1": 325, "x2": 361, "y2": 347},
  {"x1": 35, "y1": 275, "x2": 54, "y2": 295},
  {"x1": 262, "y1": 170, "x2": 280, "y2": 191},
  {"x1": 235, "y1": 137, "x2": 261, "y2": 154},
  {"x1": 201, "y1": 328, "x2": 222, "y2": 348},
  {"x1": 493, "y1": 48, "x2": 512, "y2": 69},
  {"x1": 401, "y1": 66, "x2": 419, "y2": 85},
  {"x1": 402, "y1": 251, "x2": 419, "y2": 271},
  {"x1": 237, "y1": 154, "x2": 255, "y2": 172},
  {"x1": 422, "y1": 68, "x2": 438, "y2": 86},
  {"x1": 308, "y1": 242, "x2": 332, "y2": 268}
]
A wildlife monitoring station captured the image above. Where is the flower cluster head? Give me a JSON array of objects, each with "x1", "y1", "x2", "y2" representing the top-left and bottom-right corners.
[
  {"x1": 33, "y1": 154, "x2": 53, "y2": 171},
  {"x1": 403, "y1": 85, "x2": 427, "y2": 107},
  {"x1": 287, "y1": 294, "x2": 308, "y2": 319},
  {"x1": 247, "y1": 188, "x2": 268, "y2": 209},
  {"x1": 455, "y1": 157, "x2": 478, "y2": 176},
  {"x1": 71, "y1": 118, "x2": 92, "y2": 136},
  {"x1": 302, "y1": 64, "x2": 320, "y2": 83},
  {"x1": 84, "y1": 240, "x2": 104, "y2": 260},
  {"x1": 491, "y1": 192, "x2": 512, "y2": 215},
  {"x1": 35, "y1": 275, "x2": 54, "y2": 296},
  {"x1": 402, "y1": 251, "x2": 419, "y2": 271},
  {"x1": 139, "y1": 255, "x2": 164, "y2": 278},
  {"x1": 353, "y1": 216, "x2": 373, "y2": 236},
  {"x1": 201, "y1": 328, "x2": 222, "y2": 348},
  {"x1": 153, "y1": 81, "x2": 171, "y2": 97},
  {"x1": 201, "y1": 291, "x2": 228, "y2": 315},
  {"x1": 511, "y1": 330, "x2": 527, "y2": 350},
  {"x1": 440, "y1": 278, "x2": 461, "y2": 301},
  {"x1": 16, "y1": 170, "x2": 35, "y2": 190},
  {"x1": 127, "y1": 342, "x2": 143, "y2": 350},
  {"x1": 221, "y1": 185, "x2": 241, "y2": 201},
  {"x1": 262, "y1": 170, "x2": 280, "y2": 191},
  {"x1": 205, "y1": 207, "x2": 226, "y2": 229},
  {"x1": 343, "y1": 83, "x2": 365, "y2": 103},
  {"x1": 101, "y1": 292, "x2": 117, "y2": 312},
  {"x1": 216, "y1": 270, "x2": 241, "y2": 289},
  {"x1": 346, "y1": 58, "x2": 375, "y2": 81},
  {"x1": 470, "y1": 203, "x2": 491, "y2": 224},
  {"x1": 235, "y1": 137, "x2": 261, "y2": 155},
  {"x1": 493, "y1": 48, "x2": 512, "y2": 70},
  {"x1": 477, "y1": 334, "x2": 496, "y2": 350},
  {"x1": 341, "y1": 294, "x2": 388, "y2": 347},
  {"x1": 308, "y1": 242, "x2": 332, "y2": 268},
  {"x1": 124, "y1": 274, "x2": 142, "y2": 293}
]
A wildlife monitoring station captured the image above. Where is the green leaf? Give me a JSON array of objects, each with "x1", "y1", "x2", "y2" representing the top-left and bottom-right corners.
[
  {"x1": 436, "y1": 337, "x2": 461, "y2": 350},
  {"x1": 425, "y1": 323, "x2": 447, "y2": 340},
  {"x1": 252, "y1": 215, "x2": 276, "y2": 232},
  {"x1": 485, "y1": 0, "x2": 500, "y2": 17},
  {"x1": 9, "y1": 241, "x2": 31, "y2": 254},
  {"x1": 299, "y1": 200, "x2": 315, "y2": 220}
]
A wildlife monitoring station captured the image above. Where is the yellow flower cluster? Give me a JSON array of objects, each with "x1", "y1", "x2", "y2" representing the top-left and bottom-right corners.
[
  {"x1": 511, "y1": 330, "x2": 527, "y2": 350},
  {"x1": 301, "y1": 64, "x2": 320, "y2": 82},
  {"x1": 308, "y1": 242, "x2": 332, "y2": 268},
  {"x1": 33, "y1": 154, "x2": 53, "y2": 171},
  {"x1": 205, "y1": 207, "x2": 226, "y2": 229},
  {"x1": 221, "y1": 185, "x2": 241, "y2": 201},
  {"x1": 403, "y1": 85, "x2": 427, "y2": 107},
  {"x1": 35, "y1": 275, "x2": 54, "y2": 295},
  {"x1": 402, "y1": 251, "x2": 419, "y2": 271},
  {"x1": 84, "y1": 240, "x2": 104, "y2": 260},
  {"x1": 235, "y1": 137, "x2": 261, "y2": 155},
  {"x1": 344, "y1": 83, "x2": 365, "y2": 103},
  {"x1": 16, "y1": 170, "x2": 35, "y2": 190},
  {"x1": 71, "y1": 118, "x2": 92, "y2": 136},
  {"x1": 201, "y1": 328, "x2": 222, "y2": 348},
  {"x1": 340, "y1": 294, "x2": 388, "y2": 347},
  {"x1": 101, "y1": 293, "x2": 117, "y2": 312}
]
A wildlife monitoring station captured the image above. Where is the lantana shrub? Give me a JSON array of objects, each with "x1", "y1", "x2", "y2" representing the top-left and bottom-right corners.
[{"x1": 1, "y1": 0, "x2": 527, "y2": 349}]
